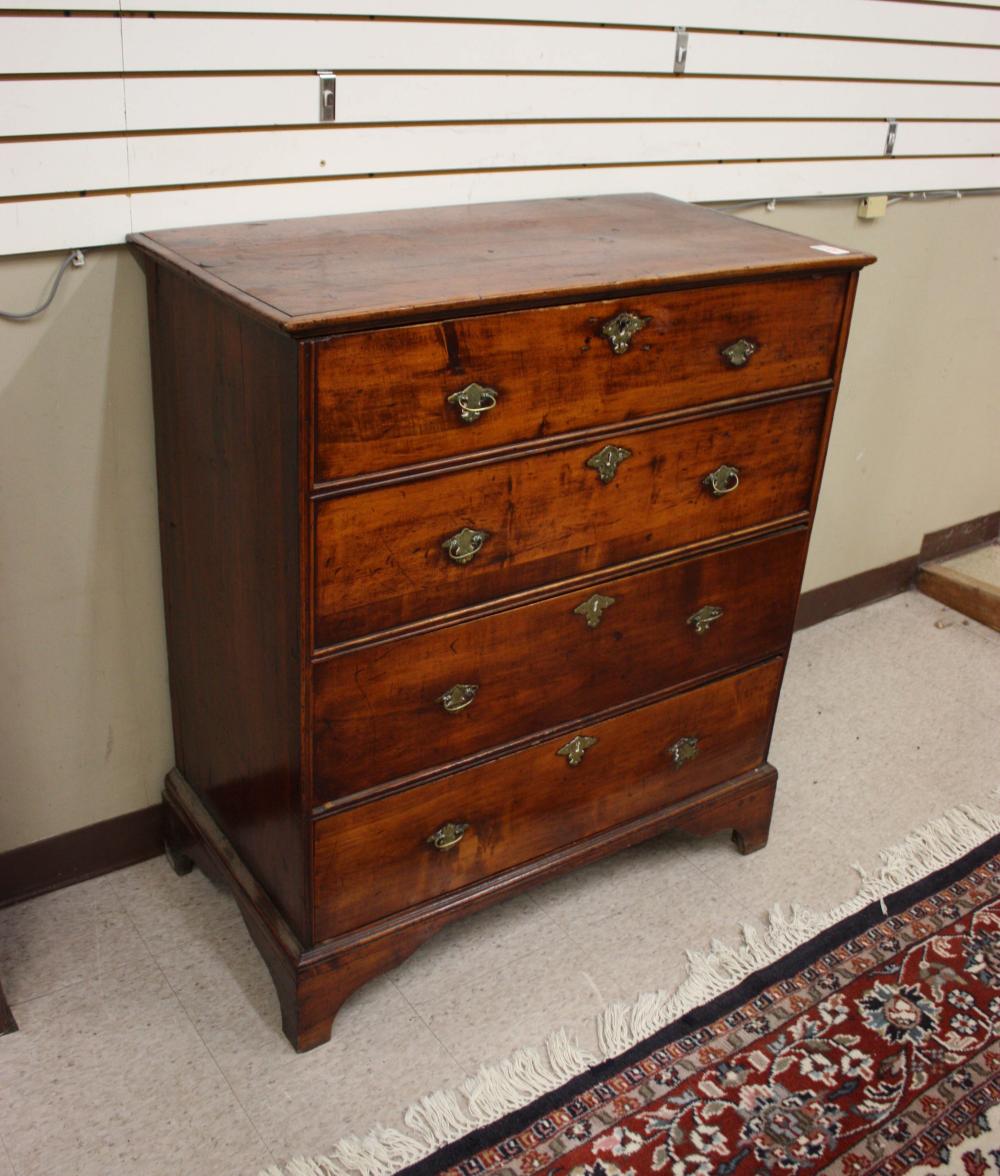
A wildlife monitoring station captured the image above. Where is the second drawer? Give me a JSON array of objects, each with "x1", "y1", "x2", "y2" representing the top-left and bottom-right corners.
[
  {"x1": 313, "y1": 658, "x2": 783, "y2": 939},
  {"x1": 313, "y1": 391, "x2": 825, "y2": 646},
  {"x1": 311, "y1": 526, "x2": 807, "y2": 804}
]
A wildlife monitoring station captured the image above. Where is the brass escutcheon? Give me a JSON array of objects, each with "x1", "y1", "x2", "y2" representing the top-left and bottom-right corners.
[
  {"x1": 688, "y1": 605, "x2": 724, "y2": 635},
  {"x1": 601, "y1": 310, "x2": 650, "y2": 355},
  {"x1": 427, "y1": 821, "x2": 469, "y2": 851},
  {"x1": 721, "y1": 338, "x2": 757, "y2": 367},
  {"x1": 703, "y1": 464, "x2": 740, "y2": 497},
  {"x1": 437, "y1": 683, "x2": 478, "y2": 713},
  {"x1": 667, "y1": 735, "x2": 699, "y2": 768},
  {"x1": 447, "y1": 382, "x2": 498, "y2": 424},
  {"x1": 573, "y1": 593, "x2": 616, "y2": 629},
  {"x1": 442, "y1": 526, "x2": 490, "y2": 565},
  {"x1": 557, "y1": 734, "x2": 598, "y2": 767},
  {"x1": 586, "y1": 444, "x2": 632, "y2": 485}
]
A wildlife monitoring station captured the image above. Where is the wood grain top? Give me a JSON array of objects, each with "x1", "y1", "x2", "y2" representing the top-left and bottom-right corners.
[{"x1": 129, "y1": 193, "x2": 875, "y2": 336}]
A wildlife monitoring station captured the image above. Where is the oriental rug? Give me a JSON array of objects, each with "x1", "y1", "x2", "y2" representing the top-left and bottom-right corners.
[{"x1": 271, "y1": 806, "x2": 1000, "y2": 1176}]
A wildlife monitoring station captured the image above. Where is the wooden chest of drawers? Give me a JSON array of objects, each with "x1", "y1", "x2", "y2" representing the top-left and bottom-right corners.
[{"x1": 130, "y1": 194, "x2": 873, "y2": 1052}]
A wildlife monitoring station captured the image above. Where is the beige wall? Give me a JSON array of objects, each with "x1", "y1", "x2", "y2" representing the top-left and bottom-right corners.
[
  {"x1": 0, "y1": 249, "x2": 171, "y2": 853},
  {"x1": 738, "y1": 197, "x2": 1000, "y2": 590},
  {"x1": 1, "y1": 196, "x2": 998, "y2": 854}
]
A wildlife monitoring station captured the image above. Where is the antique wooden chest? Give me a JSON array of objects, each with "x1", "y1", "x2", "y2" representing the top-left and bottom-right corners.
[{"x1": 130, "y1": 194, "x2": 874, "y2": 1050}]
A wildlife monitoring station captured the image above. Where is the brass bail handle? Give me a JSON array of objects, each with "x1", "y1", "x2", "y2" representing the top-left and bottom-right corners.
[
  {"x1": 667, "y1": 735, "x2": 699, "y2": 768},
  {"x1": 442, "y1": 526, "x2": 490, "y2": 565},
  {"x1": 427, "y1": 821, "x2": 469, "y2": 851},
  {"x1": 721, "y1": 338, "x2": 757, "y2": 367},
  {"x1": 703, "y1": 464, "x2": 740, "y2": 497},
  {"x1": 437, "y1": 683, "x2": 478, "y2": 714},
  {"x1": 447, "y1": 382, "x2": 498, "y2": 424}
]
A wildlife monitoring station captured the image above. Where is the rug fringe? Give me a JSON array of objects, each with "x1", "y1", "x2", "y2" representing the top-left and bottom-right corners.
[{"x1": 265, "y1": 802, "x2": 1000, "y2": 1176}]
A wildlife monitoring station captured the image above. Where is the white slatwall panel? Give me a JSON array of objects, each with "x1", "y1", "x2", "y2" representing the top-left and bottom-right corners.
[
  {"x1": 0, "y1": 2, "x2": 998, "y2": 256},
  {"x1": 2, "y1": 79, "x2": 126, "y2": 136},
  {"x1": 126, "y1": 157, "x2": 1000, "y2": 236},
  {"x1": 9, "y1": 1, "x2": 1000, "y2": 46},
  {"x1": 7, "y1": 77, "x2": 1000, "y2": 137},
  {"x1": 117, "y1": 20, "x2": 673, "y2": 74}
]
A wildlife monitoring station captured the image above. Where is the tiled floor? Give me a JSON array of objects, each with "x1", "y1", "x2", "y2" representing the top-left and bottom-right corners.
[{"x1": 1, "y1": 589, "x2": 998, "y2": 1175}]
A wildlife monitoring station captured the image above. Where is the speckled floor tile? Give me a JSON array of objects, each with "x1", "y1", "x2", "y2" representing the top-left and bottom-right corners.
[
  {"x1": 392, "y1": 891, "x2": 570, "y2": 1004},
  {"x1": 232, "y1": 981, "x2": 465, "y2": 1165},
  {"x1": 0, "y1": 874, "x2": 167, "y2": 1007},
  {"x1": 0, "y1": 984, "x2": 273, "y2": 1176},
  {"x1": 402, "y1": 938, "x2": 609, "y2": 1073},
  {"x1": 108, "y1": 854, "x2": 243, "y2": 958},
  {"x1": 573, "y1": 845, "x2": 747, "y2": 1005}
]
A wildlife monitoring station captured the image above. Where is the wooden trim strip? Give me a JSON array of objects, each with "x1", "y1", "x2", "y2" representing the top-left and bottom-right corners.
[
  {"x1": 0, "y1": 803, "x2": 163, "y2": 909},
  {"x1": 794, "y1": 509, "x2": 1000, "y2": 629}
]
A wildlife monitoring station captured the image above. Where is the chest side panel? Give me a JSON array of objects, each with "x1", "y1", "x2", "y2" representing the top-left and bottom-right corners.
[{"x1": 143, "y1": 259, "x2": 309, "y2": 942}]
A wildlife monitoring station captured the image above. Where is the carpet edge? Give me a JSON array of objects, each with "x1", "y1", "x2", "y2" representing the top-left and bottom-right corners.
[{"x1": 265, "y1": 801, "x2": 1000, "y2": 1176}]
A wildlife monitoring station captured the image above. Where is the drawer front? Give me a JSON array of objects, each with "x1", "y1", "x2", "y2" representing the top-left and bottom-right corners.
[
  {"x1": 313, "y1": 658, "x2": 783, "y2": 939},
  {"x1": 312, "y1": 527, "x2": 806, "y2": 804},
  {"x1": 313, "y1": 392, "x2": 825, "y2": 647},
  {"x1": 313, "y1": 274, "x2": 846, "y2": 483}
]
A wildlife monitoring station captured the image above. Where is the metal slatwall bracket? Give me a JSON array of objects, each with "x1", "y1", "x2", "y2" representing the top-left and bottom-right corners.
[
  {"x1": 884, "y1": 117, "x2": 897, "y2": 156},
  {"x1": 674, "y1": 27, "x2": 689, "y2": 74},
  {"x1": 318, "y1": 71, "x2": 336, "y2": 122}
]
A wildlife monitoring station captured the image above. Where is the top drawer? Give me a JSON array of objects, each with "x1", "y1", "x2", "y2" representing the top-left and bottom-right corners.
[{"x1": 312, "y1": 273, "x2": 847, "y2": 484}]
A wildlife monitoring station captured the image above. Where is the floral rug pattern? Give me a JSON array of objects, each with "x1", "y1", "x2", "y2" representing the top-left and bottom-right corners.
[{"x1": 429, "y1": 850, "x2": 1000, "y2": 1176}]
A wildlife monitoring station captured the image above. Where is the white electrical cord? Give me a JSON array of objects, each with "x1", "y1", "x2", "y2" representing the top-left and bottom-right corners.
[
  {"x1": 713, "y1": 187, "x2": 1000, "y2": 214},
  {"x1": 0, "y1": 249, "x2": 85, "y2": 321}
]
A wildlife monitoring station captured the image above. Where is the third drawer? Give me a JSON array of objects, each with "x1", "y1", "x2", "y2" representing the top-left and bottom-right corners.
[
  {"x1": 311, "y1": 526, "x2": 807, "y2": 804},
  {"x1": 312, "y1": 657, "x2": 783, "y2": 939}
]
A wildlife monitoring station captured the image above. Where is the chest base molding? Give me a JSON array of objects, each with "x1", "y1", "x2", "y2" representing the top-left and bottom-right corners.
[{"x1": 163, "y1": 758, "x2": 776, "y2": 1053}]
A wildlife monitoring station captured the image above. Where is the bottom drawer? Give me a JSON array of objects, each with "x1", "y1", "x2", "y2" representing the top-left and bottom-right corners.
[{"x1": 313, "y1": 658, "x2": 783, "y2": 940}]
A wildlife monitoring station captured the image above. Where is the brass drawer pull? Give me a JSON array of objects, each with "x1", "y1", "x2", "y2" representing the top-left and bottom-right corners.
[
  {"x1": 442, "y1": 526, "x2": 490, "y2": 565},
  {"x1": 585, "y1": 443, "x2": 632, "y2": 485},
  {"x1": 427, "y1": 821, "x2": 469, "y2": 851},
  {"x1": 557, "y1": 734, "x2": 598, "y2": 767},
  {"x1": 601, "y1": 310, "x2": 650, "y2": 355},
  {"x1": 447, "y1": 382, "x2": 498, "y2": 424},
  {"x1": 667, "y1": 735, "x2": 699, "y2": 768},
  {"x1": 573, "y1": 592, "x2": 616, "y2": 630},
  {"x1": 721, "y1": 338, "x2": 757, "y2": 367},
  {"x1": 688, "y1": 605, "x2": 723, "y2": 635},
  {"x1": 437, "y1": 683, "x2": 478, "y2": 713},
  {"x1": 703, "y1": 464, "x2": 740, "y2": 497}
]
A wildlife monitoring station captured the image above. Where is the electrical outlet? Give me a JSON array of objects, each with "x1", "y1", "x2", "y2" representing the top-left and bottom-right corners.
[{"x1": 858, "y1": 195, "x2": 888, "y2": 220}]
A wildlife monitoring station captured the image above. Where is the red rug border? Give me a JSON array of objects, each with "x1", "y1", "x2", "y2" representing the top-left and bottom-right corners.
[{"x1": 399, "y1": 830, "x2": 1000, "y2": 1176}]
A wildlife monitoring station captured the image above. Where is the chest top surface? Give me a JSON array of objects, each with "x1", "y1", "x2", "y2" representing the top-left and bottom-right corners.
[{"x1": 128, "y1": 193, "x2": 874, "y2": 337}]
